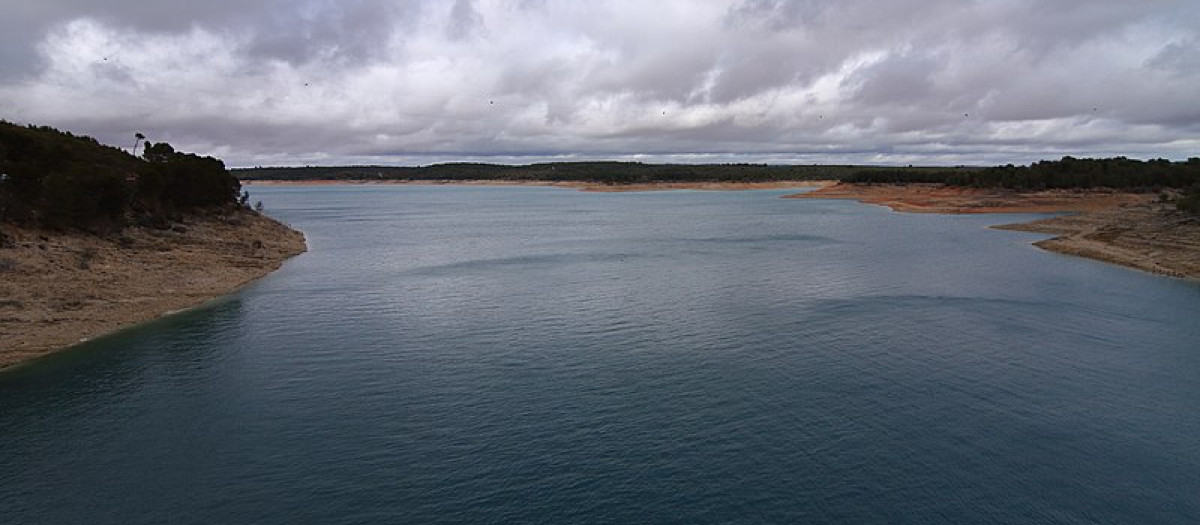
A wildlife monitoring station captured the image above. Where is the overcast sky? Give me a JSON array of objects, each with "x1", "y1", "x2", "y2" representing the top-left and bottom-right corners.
[{"x1": 1, "y1": 0, "x2": 1198, "y2": 167}]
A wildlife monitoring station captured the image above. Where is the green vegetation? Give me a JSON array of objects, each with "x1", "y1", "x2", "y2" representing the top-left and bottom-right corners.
[
  {"x1": 240, "y1": 157, "x2": 1199, "y2": 193},
  {"x1": 0, "y1": 122, "x2": 242, "y2": 231},
  {"x1": 845, "y1": 157, "x2": 1200, "y2": 190},
  {"x1": 6, "y1": 120, "x2": 1196, "y2": 224},
  {"x1": 136, "y1": 142, "x2": 242, "y2": 212},
  {"x1": 235, "y1": 163, "x2": 864, "y2": 184},
  {"x1": 842, "y1": 167, "x2": 980, "y2": 184},
  {"x1": 947, "y1": 157, "x2": 1200, "y2": 190},
  {"x1": 1178, "y1": 186, "x2": 1200, "y2": 215}
]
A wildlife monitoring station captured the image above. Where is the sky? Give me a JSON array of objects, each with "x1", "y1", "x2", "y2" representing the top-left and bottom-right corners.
[{"x1": 1, "y1": 0, "x2": 1198, "y2": 167}]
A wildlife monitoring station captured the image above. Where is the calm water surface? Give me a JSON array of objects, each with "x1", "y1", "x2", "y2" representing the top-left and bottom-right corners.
[{"x1": 3, "y1": 186, "x2": 1199, "y2": 524}]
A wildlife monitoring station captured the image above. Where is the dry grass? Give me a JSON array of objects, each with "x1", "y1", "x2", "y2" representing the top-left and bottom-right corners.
[{"x1": 0, "y1": 211, "x2": 306, "y2": 370}]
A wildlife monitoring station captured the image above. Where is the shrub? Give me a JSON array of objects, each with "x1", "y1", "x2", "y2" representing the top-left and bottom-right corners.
[
  {"x1": 1177, "y1": 186, "x2": 1200, "y2": 216},
  {"x1": 38, "y1": 167, "x2": 131, "y2": 230},
  {"x1": 135, "y1": 142, "x2": 241, "y2": 213},
  {"x1": 1, "y1": 123, "x2": 242, "y2": 231}
]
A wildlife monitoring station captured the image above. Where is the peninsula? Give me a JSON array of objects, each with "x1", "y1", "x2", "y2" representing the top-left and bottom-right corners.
[
  {"x1": 791, "y1": 158, "x2": 1200, "y2": 279},
  {"x1": 0, "y1": 122, "x2": 306, "y2": 370}
]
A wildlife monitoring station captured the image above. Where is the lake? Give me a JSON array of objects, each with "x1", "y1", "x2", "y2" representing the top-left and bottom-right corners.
[{"x1": 2, "y1": 185, "x2": 1198, "y2": 524}]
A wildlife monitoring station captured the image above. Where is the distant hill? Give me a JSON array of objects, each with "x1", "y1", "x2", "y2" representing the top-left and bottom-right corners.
[
  {"x1": 0, "y1": 122, "x2": 242, "y2": 231},
  {"x1": 842, "y1": 156, "x2": 1200, "y2": 190},
  {"x1": 233, "y1": 163, "x2": 965, "y2": 184}
]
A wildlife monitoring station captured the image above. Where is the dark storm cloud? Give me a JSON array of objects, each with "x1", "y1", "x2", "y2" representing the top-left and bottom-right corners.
[{"x1": 2, "y1": 0, "x2": 1198, "y2": 166}]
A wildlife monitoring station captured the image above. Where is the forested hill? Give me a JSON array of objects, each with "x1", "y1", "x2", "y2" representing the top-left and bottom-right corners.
[
  {"x1": 0, "y1": 122, "x2": 243, "y2": 231},
  {"x1": 237, "y1": 157, "x2": 1199, "y2": 190},
  {"x1": 842, "y1": 156, "x2": 1200, "y2": 190},
  {"x1": 839, "y1": 156, "x2": 1200, "y2": 214},
  {"x1": 237, "y1": 156, "x2": 1200, "y2": 214},
  {"x1": 234, "y1": 163, "x2": 964, "y2": 184}
]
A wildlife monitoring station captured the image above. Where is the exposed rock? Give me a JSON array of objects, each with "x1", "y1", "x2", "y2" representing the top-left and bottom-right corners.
[{"x1": 795, "y1": 183, "x2": 1199, "y2": 280}]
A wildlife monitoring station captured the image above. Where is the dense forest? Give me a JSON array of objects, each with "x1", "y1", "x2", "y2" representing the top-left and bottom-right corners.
[
  {"x1": 842, "y1": 156, "x2": 1200, "y2": 215},
  {"x1": 240, "y1": 157, "x2": 1199, "y2": 214},
  {"x1": 234, "y1": 163, "x2": 961, "y2": 184},
  {"x1": 0, "y1": 122, "x2": 243, "y2": 231},
  {"x1": 844, "y1": 156, "x2": 1200, "y2": 190},
  {"x1": 240, "y1": 157, "x2": 1199, "y2": 192}
]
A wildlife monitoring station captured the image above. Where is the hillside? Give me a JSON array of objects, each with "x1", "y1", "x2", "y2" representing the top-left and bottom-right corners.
[
  {"x1": 1, "y1": 122, "x2": 245, "y2": 231},
  {"x1": 793, "y1": 183, "x2": 1200, "y2": 279},
  {"x1": 233, "y1": 162, "x2": 965, "y2": 184},
  {"x1": 839, "y1": 156, "x2": 1200, "y2": 192},
  {"x1": 0, "y1": 122, "x2": 306, "y2": 369}
]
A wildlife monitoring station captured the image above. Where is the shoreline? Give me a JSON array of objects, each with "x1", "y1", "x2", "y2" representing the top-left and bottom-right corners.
[
  {"x1": 793, "y1": 183, "x2": 1200, "y2": 279},
  {"x1": 786, "y1": 182, "x2": 1148, "y2": 213},
  {"x1": 993, "y1": 208, "x2": 1200, "y2": 279},
  {"x1": 0, "y1": 211, "x2": 307, "y2": 371},
  {"x1": 241, "y1": 179, "x2": 835, "y2": 192},
  {"x1": 247, "y1": 179, "x2": 1200, "y2": 279}
]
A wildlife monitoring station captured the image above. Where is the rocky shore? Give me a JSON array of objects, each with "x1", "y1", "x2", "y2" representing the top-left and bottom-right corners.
[
  {"x1": 994, "y1": 203, "x2": 1200, "y2": 279},
  {"x1": 793, "y1": 183, "x2": 1200, "y2": 279},
  {"x1": 0, "y1": 211, "x2": 307, "y2": 370}
]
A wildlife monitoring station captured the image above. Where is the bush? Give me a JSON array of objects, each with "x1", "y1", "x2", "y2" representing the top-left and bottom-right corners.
[
  {"x1": 38, "y1": 167, "x2": 131, "y2": 230},
  {"x1": 135, "y1": 142, "x2": 241, "y2": 213},
  {"x1": 1177, "y1": 186, "x2": 1200, "y2": 215},
  {"x1": 1, "y1": 121, "x2": 136, "y2": 229},
  {"x1": 1, "y1": 123, "x2": 243, "y2": 230},
  {"x1": 945, "y1": 157, "x2": 1200, "y2": 190}
]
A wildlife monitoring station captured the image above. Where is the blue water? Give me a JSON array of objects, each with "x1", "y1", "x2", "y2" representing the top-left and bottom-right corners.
[{"x1": 3, "y1": 186, "x2": 1199, "y2": 524}]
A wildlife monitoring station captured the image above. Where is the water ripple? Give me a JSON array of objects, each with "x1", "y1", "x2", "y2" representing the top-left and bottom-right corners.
[{"x1": 2, "y1": 186, "x2": 1198, "y2": 525}]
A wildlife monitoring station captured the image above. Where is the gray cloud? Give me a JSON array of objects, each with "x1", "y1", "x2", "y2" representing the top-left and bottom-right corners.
[
  {"x1": 1, "y1": 0, "x2": 1197, "y2": 167},
  {"x1": 446, "y1": 0, "x2": 484, "y2": 40},
  {"x1": 246, "y1": 2, "x2": 417, "y2": 64}
]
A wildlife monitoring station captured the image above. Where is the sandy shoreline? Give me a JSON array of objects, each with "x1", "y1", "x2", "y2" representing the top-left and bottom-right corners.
[
  {"x1": 787, "y1": 182, "x2": 1149, "y2": 213},
  {"x1": 242, "y1": 179, "x2": 834, "y2": 192},
  {"x1": 248, "y1": 179, "x2": 1200, "y2": 278},
  {"x1": 793, "y1": 183, "x2": 1200, "y2": 279},
  {"x1": 0, "y1": 212, "x2": 307, "y2": 371},
  {"x1": 7, "y1": 181, "x2": 1190, "y2": 371}
]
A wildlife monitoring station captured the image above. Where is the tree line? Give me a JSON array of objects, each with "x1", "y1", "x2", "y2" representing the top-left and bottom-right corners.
[
  {"x1": 0, "y1": 122, "x2": 243, "y2": 231},
  {"x1": 844, "y1": 156, "x2": 1200, "y2": 190},
  {"x1": 842, "y1": 156, "x2": 1200, "y2": 215},
  {"x1": 241, "y1": 157, "x2": 1199, "y2": 192},
  {"x1": 235, "y1": 162, "x2": 867, "y2": 184},
  {"x1": 241, "y1": 156, "x2": 1200, "y2": 215}
]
